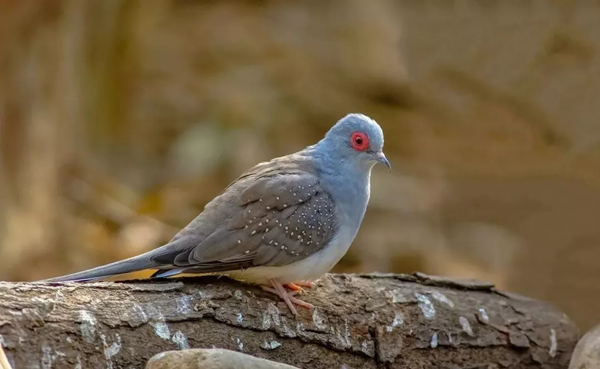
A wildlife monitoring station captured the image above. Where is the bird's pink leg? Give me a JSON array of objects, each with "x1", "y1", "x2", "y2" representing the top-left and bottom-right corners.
[
  {"x1": 292, "y1": 281, "x2": 315, "y2": 288},
  {"x1": 285, "y1": 283, "x2": 303, "y2": 292},
  {"x1": 262, "y1": 279, "x2": 314, "y2": 315},
  {"x1": 285, "y1": 281, "x2": 315, "y2": 293}
]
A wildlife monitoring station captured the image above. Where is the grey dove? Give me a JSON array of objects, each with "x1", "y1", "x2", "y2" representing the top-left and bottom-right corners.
[{"x1": 42, "y1": 113, "x2": 390, "y2": 314}]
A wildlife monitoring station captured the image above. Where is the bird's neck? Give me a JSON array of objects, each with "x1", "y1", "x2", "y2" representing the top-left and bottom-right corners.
[{"x1": 309, "y1": 144, "x2": 372, "y2": 226}]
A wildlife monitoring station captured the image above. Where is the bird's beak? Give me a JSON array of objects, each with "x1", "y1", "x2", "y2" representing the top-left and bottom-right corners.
[{"x1": 375, "y1": 152, "x2": 391, "y2": 172}]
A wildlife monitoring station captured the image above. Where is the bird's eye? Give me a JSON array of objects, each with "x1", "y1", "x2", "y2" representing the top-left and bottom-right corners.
[{"x1": 350, "y1": 131, "x2": 369, "y2": 151}]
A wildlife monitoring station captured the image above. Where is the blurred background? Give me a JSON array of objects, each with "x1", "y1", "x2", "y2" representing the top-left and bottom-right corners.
[{"x1": 1, "y1": 0, "x2": 600, "y2": 330}]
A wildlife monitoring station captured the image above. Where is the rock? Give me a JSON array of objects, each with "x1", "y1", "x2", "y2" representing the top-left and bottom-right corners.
[
  {"x1": 569, "y1": 323, "x2": 600, "y2": 369},
  {"x1": 146, "y1": 349, "x2": 299, "y2": 369}
]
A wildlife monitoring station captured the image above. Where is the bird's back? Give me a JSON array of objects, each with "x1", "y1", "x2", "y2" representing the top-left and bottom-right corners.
[{"x1": 171, "y1": 148, "x2": 320, "y2": 244}]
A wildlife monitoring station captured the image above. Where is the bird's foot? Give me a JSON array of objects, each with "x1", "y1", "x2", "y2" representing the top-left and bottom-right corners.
[
  {"x1": 285, "y1": 281, "x2": 315, "y2": 293},
  {"x1": 263, "y1": 279, "x2": 314, "y2": 315}
]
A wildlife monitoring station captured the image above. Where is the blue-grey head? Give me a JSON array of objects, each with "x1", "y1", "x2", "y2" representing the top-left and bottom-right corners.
[{"x1": 316, "y1": 113, "x2": 391, "y2": 172}]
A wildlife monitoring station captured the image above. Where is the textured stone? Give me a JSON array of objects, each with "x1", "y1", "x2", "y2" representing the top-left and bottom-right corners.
[
  {"x1": 146, "y1": 349, "x2": 299, "y2": 369},
  {"x1": 0, "y1": 275, "x2": 580, "y2": 368},
  {"x1": 569, "y1": 323, "x2": 600, "y2": 369}
]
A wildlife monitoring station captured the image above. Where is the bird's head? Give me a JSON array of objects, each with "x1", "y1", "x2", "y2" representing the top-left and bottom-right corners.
[{"x1": 319, "y1": 113, "x2": 391, "y2": 172}]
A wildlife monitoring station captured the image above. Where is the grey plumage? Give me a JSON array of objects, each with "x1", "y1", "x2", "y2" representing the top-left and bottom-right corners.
[
  {"x1": 42, "y1": 113, "x2": 389, "y2": 291},
  {"x1": 150, "y1": 151, "x2": 338, "y2": 273}
]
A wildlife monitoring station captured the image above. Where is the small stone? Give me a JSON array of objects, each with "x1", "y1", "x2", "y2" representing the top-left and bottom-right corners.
[
  {"x1": 146, "y1": 348, "x2": 299, "y2": 369},
  {"x1": 569, "y1": 323, "x2": 600, "y2": 369}
]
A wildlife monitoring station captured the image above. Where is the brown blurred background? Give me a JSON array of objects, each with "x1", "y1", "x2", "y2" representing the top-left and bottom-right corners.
[{"x1": 1, "y1": 0, "x2": 600, "y2": 331}]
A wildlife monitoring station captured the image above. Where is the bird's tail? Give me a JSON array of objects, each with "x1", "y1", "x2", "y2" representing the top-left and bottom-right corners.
[{"x1": 40, "y1": 251, "x2": 161, "y2": 283}]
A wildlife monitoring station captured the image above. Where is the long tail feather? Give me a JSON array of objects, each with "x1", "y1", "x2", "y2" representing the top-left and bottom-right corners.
[{"x1": 40, "y1": 252, "x2": 160, "y2": 283}]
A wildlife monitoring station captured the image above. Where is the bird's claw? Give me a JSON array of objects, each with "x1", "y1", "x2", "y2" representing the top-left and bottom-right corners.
[
  {"x1": 285, "y1": 281, "x2": 315, "y2": 293},
  {"x1": 263, "y1": 279, "x2": 314, "y2": 315}
]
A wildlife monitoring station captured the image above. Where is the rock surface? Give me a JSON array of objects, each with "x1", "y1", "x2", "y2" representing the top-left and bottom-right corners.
[{"x1": 0, "y1": 273, "x2": 579, "y2": 368}]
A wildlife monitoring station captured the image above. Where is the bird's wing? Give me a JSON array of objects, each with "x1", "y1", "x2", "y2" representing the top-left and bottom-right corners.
[{"x1": 150, "y1": 158, "x2": 339, "y2": 272}]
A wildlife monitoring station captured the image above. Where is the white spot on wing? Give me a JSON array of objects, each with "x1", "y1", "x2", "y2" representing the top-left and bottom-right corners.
[
  {"x1": 415, "y1": 293, "x2": 436, "y2": 319},
  {"x1": 236, "y1": 313, "x2": 243, "y2": 324}
]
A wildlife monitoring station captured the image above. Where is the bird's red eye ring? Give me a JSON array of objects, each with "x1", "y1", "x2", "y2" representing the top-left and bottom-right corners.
[{"x1": 350, "y1": 131, "x2": 369, "y2": 151}]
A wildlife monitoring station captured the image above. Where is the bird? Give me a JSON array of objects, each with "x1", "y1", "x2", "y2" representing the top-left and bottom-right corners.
[{"x1": 42, "y1": 113, "x2": 391, "y2": 315}]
